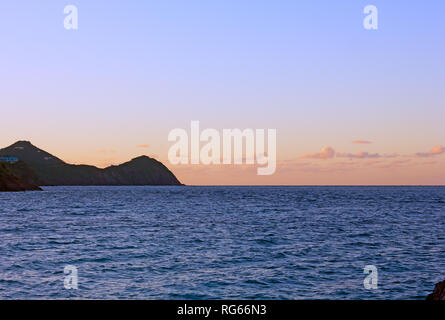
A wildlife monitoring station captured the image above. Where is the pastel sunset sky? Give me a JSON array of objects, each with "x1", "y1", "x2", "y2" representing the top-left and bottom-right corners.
[{"x1": 1, "y1": 1, "x2": 444, "y2": 185}]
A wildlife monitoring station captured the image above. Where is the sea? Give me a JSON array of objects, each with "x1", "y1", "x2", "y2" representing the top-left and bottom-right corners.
[{"x1": 0, "y1": 186, "x2": 444, "y2": 299}]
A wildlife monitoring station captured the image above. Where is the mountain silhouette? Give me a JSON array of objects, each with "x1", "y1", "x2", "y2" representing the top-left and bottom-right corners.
[{"x1": 0, "y1": 141, "x2": 182, "y2": 186}]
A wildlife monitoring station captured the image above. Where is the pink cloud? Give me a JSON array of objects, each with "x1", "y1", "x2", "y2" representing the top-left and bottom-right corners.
[
  {"x1": 416, "y1": 145, "x2": 445, "y2": 157},
  {"x1": 352, "y1": 140, "x2": 372, "y2": 144},
  {"x1": 137, "y1": 144, "x2": 149, "y2": 149},
  {"x1": 300, "y1": 146, "x2": 335, "y2": 160}
]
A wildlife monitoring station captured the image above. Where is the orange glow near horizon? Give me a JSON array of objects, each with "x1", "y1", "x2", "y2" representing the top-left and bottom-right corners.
[{"x1": 1, "y1": 139, "x2": 443, "y2": 185}]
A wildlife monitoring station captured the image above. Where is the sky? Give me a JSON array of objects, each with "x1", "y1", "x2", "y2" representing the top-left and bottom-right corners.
[{"x1": 1, "y1": 0, "x2": 444, "y2": 185}]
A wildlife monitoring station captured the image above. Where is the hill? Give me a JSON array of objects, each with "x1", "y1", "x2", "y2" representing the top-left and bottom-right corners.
[{"x1": 0, "y1": 141, "x2": 182, "y2": 186}]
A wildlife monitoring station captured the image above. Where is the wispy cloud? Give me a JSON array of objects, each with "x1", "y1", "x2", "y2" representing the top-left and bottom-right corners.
[
  {"x1": 137, "y1": 144, "x2": 149, "y2": 149},
  {"x1": 300, "y1": 145, "x2": 404, "y2": 161},
  {"x1": 374, "y1": 159, "x2": 411, "y2": 169},
  {"x1": 300, "y1": 146, "x2": 335, "y2": 160},
  {"x1": 352, "y1": 140, "x2": 372, "y2": 144},
  {"x1": 337, "y1": 151, "x2": 381, "y2": 159},
  {"x1": 416, "y1": 145, "x2": 445, "y2": 157}
]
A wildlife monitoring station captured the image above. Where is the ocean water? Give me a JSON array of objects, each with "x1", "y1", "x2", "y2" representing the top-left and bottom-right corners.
[{"x1": 0, "y1": 186, "x2": 444, "y2": 300}]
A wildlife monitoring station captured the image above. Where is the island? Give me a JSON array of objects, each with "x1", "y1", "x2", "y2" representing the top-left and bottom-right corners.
[{"x1": 0, "y1": 141, "x2": 183, "y2": 191}]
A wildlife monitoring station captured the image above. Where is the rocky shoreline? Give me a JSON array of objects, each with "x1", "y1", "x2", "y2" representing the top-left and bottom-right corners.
[
  {"x1": 0, "y1": 163, "x2": 42, "y2": 192},
  {"x1": 426, "y1": 280, "x2": 445, "y2": 300}
]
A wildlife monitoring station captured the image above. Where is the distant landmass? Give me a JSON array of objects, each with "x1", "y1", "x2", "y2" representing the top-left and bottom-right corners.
[{"x1": 0, "y1": 141, "x2": 182, "y2": 188}]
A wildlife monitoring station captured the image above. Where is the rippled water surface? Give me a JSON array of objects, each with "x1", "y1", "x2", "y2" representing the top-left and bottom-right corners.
[{"x1": 0, "y1": 186, "x2": 444, "y2": 299}]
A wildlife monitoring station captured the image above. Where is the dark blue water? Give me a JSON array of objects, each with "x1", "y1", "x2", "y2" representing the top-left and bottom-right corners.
[{"x1": 0, "y1": 186, "x2": 444, "y2": 299}]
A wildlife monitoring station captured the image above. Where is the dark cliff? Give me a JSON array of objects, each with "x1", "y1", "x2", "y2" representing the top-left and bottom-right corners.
[
  {"x1": 0, "y1": 141, "x2": 182, "y2": 186},
  {"x1": 0, "y1": 163, "x2": 42, "y2": 191},
  {"x1": 426, "y1": 280, "x2": 445, "y2": 300}
]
